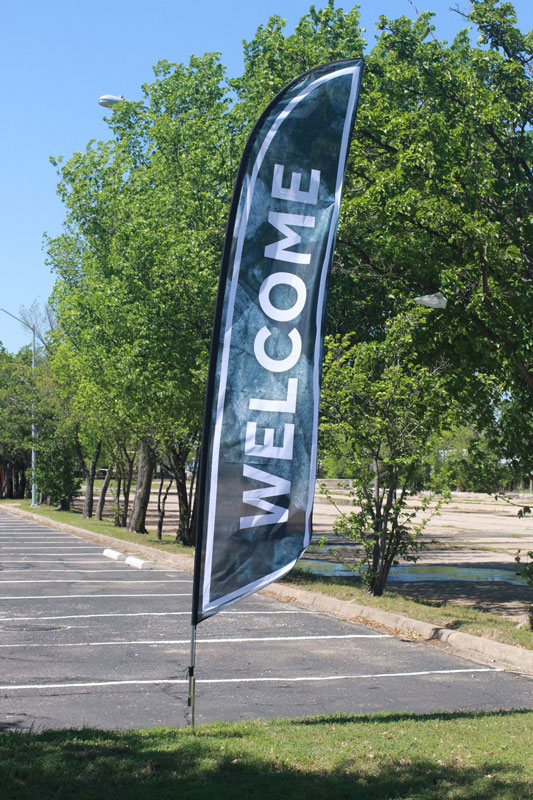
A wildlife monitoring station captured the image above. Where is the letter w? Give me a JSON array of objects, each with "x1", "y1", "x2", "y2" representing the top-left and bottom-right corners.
[
  {"x1": 264, "y1": 212, "x2": 315, "y2": 264},
  {"x1": 239, "y1": 464, "x2": 290, "y2": 529}
]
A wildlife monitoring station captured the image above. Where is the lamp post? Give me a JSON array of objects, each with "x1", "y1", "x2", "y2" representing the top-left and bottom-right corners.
[{"x1": 0, "y1": 308, "x2": 38, "y2": 507}]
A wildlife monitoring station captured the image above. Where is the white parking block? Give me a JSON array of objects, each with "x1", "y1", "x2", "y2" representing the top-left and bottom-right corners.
[
  {"x1": 102, "y1": 548, "x2": 126, "y2": 561},
  {"x1": 125, "y1": 555, "x2": 154, "y2": 570}
]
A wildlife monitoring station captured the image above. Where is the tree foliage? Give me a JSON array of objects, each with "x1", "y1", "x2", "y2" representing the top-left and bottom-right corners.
[
  {"x1": 2, "y1": 0, "x2": 527, "y2": 553},
  {"x1": 321, "y1": 310, "x2": 456, "y2": 594}
]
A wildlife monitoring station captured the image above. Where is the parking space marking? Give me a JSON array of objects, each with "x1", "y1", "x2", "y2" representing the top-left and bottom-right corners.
[
  {"x1": 0, "y1": 568, "x2": 143, "y2": 573},
  {"x1": 0, "y1": 579, "x2": 192, "y2": 584},
  {"x1": 0, "y1": 552, "x2": 103, "y2": 556},
  {"x1": 0, "y1": 592, "x2": 191, "y2": 600},
  {"x1": 1, "y1": 560, "x2": 125, "y2": 564},
  {"x1": 0, "y1": 633, "x2": 390, "y2": 649},
  {"x1": 1, "y1": 549, "x2": 101, "y2": 553},
  {"x1": 1, "y1": 544, "x2": 101, "y2": 547},
  {"x1": 0, "y1": 610, "x2": 310, "y2": 622},
  {"x1": 0, "y1": 668, "x2": 503, "y2": 692}
]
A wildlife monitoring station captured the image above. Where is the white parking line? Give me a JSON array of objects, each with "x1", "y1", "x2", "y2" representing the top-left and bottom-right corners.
[
  {"x1": 0, "y1": 593, "x2": 191, "y2": 600},
  {"x1": 0, "y1": 552, "x2": 101, "y2": 556},
  {"x1": 0, "y1": 668, "x2": 503, "y2": 691},
  {"x1": 0, "y1": 610, "x2": 310, "y2": 621},
  {"x1": 0, "y1": 560, "x2": 125, "y2": 564},
  {"x1": 0, "y1": 536, "x2": 76, "y2": 539},
  {"x1": 0, "y1": 634, "x2": 390, "y2": 648},
  {"x1": 0, "y1": 568, "x2": 142, "y2": 573},
  {"x1": 0, "y1": 579, "x2": 191, "y2": 584},
  {"x1": 1, "y1": 548, "x2": 100, "y2": 551}
]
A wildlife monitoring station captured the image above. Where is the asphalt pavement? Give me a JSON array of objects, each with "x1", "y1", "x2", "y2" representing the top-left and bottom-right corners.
[{"x1": 1, "y1": 510, "x2": 532, "y2": 731}]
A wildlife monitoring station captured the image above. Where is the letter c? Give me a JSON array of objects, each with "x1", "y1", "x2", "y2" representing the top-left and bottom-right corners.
[{"x1": 254, "y1": 326, "x2": 302, "y2": 373}]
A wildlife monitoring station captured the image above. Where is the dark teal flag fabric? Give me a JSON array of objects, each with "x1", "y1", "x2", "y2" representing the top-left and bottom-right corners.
[{"x1": 192, "y1": 58, "x2": 364, "y2": 623}]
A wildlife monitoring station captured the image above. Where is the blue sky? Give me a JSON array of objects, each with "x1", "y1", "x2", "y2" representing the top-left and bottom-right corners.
[{"x1": 2, "y1": 0, "x2": 532, "y2": 353}]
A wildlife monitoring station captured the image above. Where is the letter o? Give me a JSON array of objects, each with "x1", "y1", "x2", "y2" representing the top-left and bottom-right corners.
[
  {"x1": 259, "y1": 272, "x2": 307, "y2": 322},
  {"x1": 254, "y1": 326, "x2": 302, "y2": 373}
]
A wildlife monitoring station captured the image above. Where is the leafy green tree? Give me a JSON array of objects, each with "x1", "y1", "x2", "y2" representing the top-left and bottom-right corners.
[
  {"x1": 236, "y1": 0, "x2": 532, "y2": 466},
  {"x1": 30, "y1": 351, "x2": 82, "y2": 511},
  {"x1": 35, "y1": 427, "x2": 81, "y2": 511},
  {"x1": 428, "y1": 424, "x2": 514, "y2": 493},
  {"x1": 321, "y1": 310, "x2": 456, "y2": 595},
  {"x1": 0, "y1": 346, "x2": 33, "y2": 498},
  {"x1": 340, "y1": 0, "x2": 533, "y2": 471},
  {"x1": 44, "y1": 0, "x2": 533, "y2": 545},
  {"x1": 48, "y1": 53, "x2": 236, "y2": 542}
]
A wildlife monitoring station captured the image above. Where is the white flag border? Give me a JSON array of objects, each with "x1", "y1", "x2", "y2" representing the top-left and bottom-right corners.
[{"x1": 202, "y1": 62, "x2": 363, "y2": 618}]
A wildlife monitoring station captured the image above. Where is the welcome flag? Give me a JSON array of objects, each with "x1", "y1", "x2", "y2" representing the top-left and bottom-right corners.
[{"x1": 192, "y1": 59, "x2": 364, "y2": 624}]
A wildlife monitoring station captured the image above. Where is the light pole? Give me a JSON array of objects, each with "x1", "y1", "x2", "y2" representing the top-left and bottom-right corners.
[{"x1": 0, "y1": 308, "x2": 38, "y2": 507}]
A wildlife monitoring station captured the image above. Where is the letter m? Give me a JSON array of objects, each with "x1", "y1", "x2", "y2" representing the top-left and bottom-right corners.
[
  {"x1": 239, "y1": 464, "x2": 290, "y2": 529},
  {"x1": 264, "y1": 212, "x2": 315, "y2": 264}
]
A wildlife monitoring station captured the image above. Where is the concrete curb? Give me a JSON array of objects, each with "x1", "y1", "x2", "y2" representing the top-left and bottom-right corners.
[
  {"x1": 3, "y1": 504, "x2": 532, "y2": 677},
  {"x1": 263, "y1": 583, "x2": 533, "y2": 677}
]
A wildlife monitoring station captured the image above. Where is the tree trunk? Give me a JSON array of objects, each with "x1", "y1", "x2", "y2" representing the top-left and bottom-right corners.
[
  {"x1": 5, "y1": 465, "x2": 14, "y2": 499},
  {"x1": 175, "y1": 460, "x2": 195, "y2": 545},
  {"x1": 19, "y1": 470, "x2": 27, "y2": 500},
  {"x1": 157, "y1": 476, "x2": 173, "y2": 540},
  {"x1": 113, "y1": 473, "x2": 122, "y2": 527},
  {"x1": 96, "y1": 464, "x2": 114, "y2": 520},
  {"x1": 14, "y1": 470, "x2": 20, "y2": 499},
  {"x1": 369, "y1": 566, "x2": 388, "y2": 596},
  {"x1": 160, "y1": 442, "x2": 197, "y2": 546},
  {"x1": 82, "y1": 442, "x2": 101, "y2": 519},
  {"x1": 127, "y1": 440, "x2": 156, "y2": 533},
  {"x1": 121, "y1": 455, "x2": 135, "y2": 528}
]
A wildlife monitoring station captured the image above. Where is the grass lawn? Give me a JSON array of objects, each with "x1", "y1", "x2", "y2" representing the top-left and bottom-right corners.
[
  {"x1": 283, "y1": 569, "x2": 533, "y2": 651},
  {"x1": 1, "y1": 710, "x2": 532, "y2": 799}
]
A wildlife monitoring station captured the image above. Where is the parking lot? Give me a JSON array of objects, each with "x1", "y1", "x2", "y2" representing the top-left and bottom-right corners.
[{"x1": 1, "y1": 509, "x2": 532, "y2": 731}]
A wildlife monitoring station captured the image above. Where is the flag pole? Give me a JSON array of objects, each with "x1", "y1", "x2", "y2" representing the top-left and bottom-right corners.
[
  {"x1": 187, "y1": 623, "x2": 197, "y2": 729},
  {"x1": 186, "y1": 134, "x2": 241, "y2": 727}
]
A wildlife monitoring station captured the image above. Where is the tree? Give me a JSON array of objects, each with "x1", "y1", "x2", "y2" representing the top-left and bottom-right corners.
[
  {"x1": 232, "y1": 1, "x2": 532, "y2": 475},
  {"x1": 0, "y1": 346, "x2": 33, "y2": 499},
  {"x1": 43, "y1": 0, "x2": 533, "y2": 543},
  {"x1": 428, "y1": 423, "x2": 515, "y2": 493},
  {"x1": 127, "y1": 439, "x2": 155, "y2": 533},
  {"x1": 33, "y1": 358, "x2": 82, "y2": 511},
  {"x1": 48, "y1": 53, "x2": 236, "y2": 541},
  {"x1": 320, "y1": 310, "x2": 456, "y2": 595},
  {"x1": 339, "y1": 0, "x2": 533, "y2": 472}
]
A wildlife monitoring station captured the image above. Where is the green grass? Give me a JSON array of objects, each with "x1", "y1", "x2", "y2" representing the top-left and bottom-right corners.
[
  {"x1": 283, "y1": 569, "x2": 533, "y2": 651},
  {"x1": 0, "y1": 499, "x2": 194, "y2": 556},
  {"x1": 1, "y1": 711, "x2": 532, "y2": 799}
]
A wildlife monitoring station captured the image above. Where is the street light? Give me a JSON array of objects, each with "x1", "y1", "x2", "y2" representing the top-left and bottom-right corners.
[
  {"x1": 98, "y1": 94, "x2": 124, "y2": 108},
  {"x1": 0, "y1": 308, "x2": 38, "y2": 507},
  {"x1": 413, "y1": 291, "x2": 448, "y2": 310}
]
